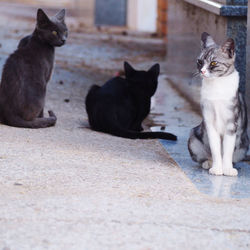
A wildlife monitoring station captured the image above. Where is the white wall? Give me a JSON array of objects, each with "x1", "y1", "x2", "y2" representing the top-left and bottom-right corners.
[{"x1": 127, "y1": 0, "x2": 157, "y2": 32}]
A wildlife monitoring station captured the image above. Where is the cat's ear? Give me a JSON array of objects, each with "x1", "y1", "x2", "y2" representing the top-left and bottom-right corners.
[
  {"x1": 37, "y1": 9, "x2": 50, "y2": 28},
  {"x1": 201, "y1": 32, "x2": 215, "y2": 49},
  {"x1": 222, "y1": 38, "x2": 235, "y2": 58},
  {"x1": 124, "y1": 61, "x2": 135, "y2": 78},
  {"x1": 55, "y1": 9, "x2": 66, "y2": 22},
  {"x1": 148, "y1": 63, "x2": 160, "y2": 78}
]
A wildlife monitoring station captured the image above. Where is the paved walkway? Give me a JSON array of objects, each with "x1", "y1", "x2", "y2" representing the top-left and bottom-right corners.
[{"x1": 0, "y1": 2, "x2": 250, "y2": 250}]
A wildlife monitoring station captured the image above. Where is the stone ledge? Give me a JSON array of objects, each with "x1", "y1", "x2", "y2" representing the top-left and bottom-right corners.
[{"x1": 184, "y1": 0, "x2": 247, "y2": 16}]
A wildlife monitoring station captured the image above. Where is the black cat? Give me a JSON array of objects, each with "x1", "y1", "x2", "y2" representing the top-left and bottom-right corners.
[
  {"x1": 85, "y1": 62, "x2": 177, "y2": 140},
  {"x1": 0, "y1": 9, "x2": 68, "y2": 128}
]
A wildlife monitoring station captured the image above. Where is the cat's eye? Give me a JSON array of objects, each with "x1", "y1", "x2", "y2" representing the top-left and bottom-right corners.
[
  {"x1": 52, "y1": 31, "x2": 57, "y2": 36},
  {"x1": 197, "y1": 59, "x2": 202, "y2": 65},
  {"x1": 210, "y1": 61, "x2": 217, "y2": 66},
  {"x1": 64, "y1": 31, "x2": 68, "y2": 36}
]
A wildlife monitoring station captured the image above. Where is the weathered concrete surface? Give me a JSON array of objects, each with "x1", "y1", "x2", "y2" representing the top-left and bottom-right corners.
[{"x1": 0, "y1": 2, "x2": 250, "y2": 250}]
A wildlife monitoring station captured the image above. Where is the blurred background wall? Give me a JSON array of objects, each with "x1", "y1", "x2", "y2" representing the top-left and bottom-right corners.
[
  {"x1": 3, "y1": 0, "x2": 165, "y2": 34},
  {"x1": 127, "y1": 0, "x2": 157, "y2": 32}
]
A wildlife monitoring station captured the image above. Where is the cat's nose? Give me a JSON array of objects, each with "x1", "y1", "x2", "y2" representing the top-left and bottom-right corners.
[{"x1": 201, "y1": 69, "x2": 206, "y2": 75}]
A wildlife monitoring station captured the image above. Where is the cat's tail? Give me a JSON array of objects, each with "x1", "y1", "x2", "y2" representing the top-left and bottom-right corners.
[
  {"x1": 243, "y1": 155, "x2": 250, "y2": 162},
  {"x1": 107, "y1": 125, "x2": 177, "y2": 141},
  {"x1": 2, "y1": 110, "x2": 57, "y2": 128}
]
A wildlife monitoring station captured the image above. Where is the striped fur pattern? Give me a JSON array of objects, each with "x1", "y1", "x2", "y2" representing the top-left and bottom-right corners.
[{"x1": 188, "y1": 32, "x2": 249, "y2": 176}]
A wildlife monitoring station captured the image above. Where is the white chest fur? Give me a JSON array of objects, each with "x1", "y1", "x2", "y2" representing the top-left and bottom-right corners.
[{"x1": 201, "y1": 70, "x2": 239, "y2": 134}]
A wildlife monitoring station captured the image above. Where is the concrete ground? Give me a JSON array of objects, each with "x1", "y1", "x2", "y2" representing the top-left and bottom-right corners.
[{"x1": 0, "y1": 2, "x2": 250, "y2": 250}]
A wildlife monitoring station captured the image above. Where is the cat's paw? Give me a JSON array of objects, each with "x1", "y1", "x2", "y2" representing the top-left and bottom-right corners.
[
  {"x1": 48, "y1": 110, "x2": 57, "y2": 119},
  {"x1": 209, "y1": 167, "x2": 223, "y2": 176},
  {"x1": 202, "y1": 161, "x2": 212, "y2": 169},
  {"x1": 223, "y1": 167, "x2": 238, "y2": 176}
]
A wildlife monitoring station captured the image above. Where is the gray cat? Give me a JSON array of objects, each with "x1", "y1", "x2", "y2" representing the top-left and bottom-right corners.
[
  {"x1": 0, "y1": 9, "x2": 67, "y2": 128},
  {"x1": 188, "y1": 32, "x2": 249, "y2": 176}
]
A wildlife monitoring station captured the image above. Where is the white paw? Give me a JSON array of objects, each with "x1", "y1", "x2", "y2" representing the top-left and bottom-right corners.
[
  {"x1": 223, "y1": 167, "x2": 238, "y2": 176},
  {"x1": 202, "y1": 161, "x2": 212, "y2": 169},
  {"x1": 209, "y1": 167, "x2": 223, "y2": 176}
]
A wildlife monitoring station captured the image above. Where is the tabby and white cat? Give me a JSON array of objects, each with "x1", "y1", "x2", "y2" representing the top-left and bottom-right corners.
[{"x1": 188, "y1": 32, "x2": 249, "y2": 176}]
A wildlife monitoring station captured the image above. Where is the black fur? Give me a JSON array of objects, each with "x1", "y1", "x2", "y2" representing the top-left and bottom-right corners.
[
  {"x1": 0, "y1": 9, "x2": 67, "y2": 128},
  {"x1": 85, "y1": 62, "x2": 177, "y2": 140}
]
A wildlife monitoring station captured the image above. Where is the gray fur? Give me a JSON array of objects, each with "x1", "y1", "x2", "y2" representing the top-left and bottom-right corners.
[
  {"x1": 188, "y1": 91, "x2": 249, "y2": 164},
  {"x1": 188, "y1": 32, "x2": 249, "y2": 165},
  {"x1": 197, "y1": 33, "x2": 235, "y2": 78},
  {"x1": 0, "y1": 9, "x2": 67, "y2": 128}
]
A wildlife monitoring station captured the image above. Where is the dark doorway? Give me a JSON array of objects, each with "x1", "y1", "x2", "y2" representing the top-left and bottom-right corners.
[{"x1": 95, "y1": 0, "x2": 127, "y2": 26}]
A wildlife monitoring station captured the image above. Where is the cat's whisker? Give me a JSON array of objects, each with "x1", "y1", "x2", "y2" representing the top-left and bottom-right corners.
[
  {"x1": 189, "y1": 71, "x2": 200, "y2": 85},
  {"x1": 192, "y1": 71, "x2": 200, "y2": 78}
]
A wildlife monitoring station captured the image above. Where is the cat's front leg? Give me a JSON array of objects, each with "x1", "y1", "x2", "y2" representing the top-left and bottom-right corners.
[
  {"x1": 206, "y1": 125, "x2": 223, "y2": 175},
  {"x1": 38, "y1": 109, "x2": 44, "y2": 118},
  {"x1": 222, "y1": 133, "x2": 238, "y2": 176}
]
